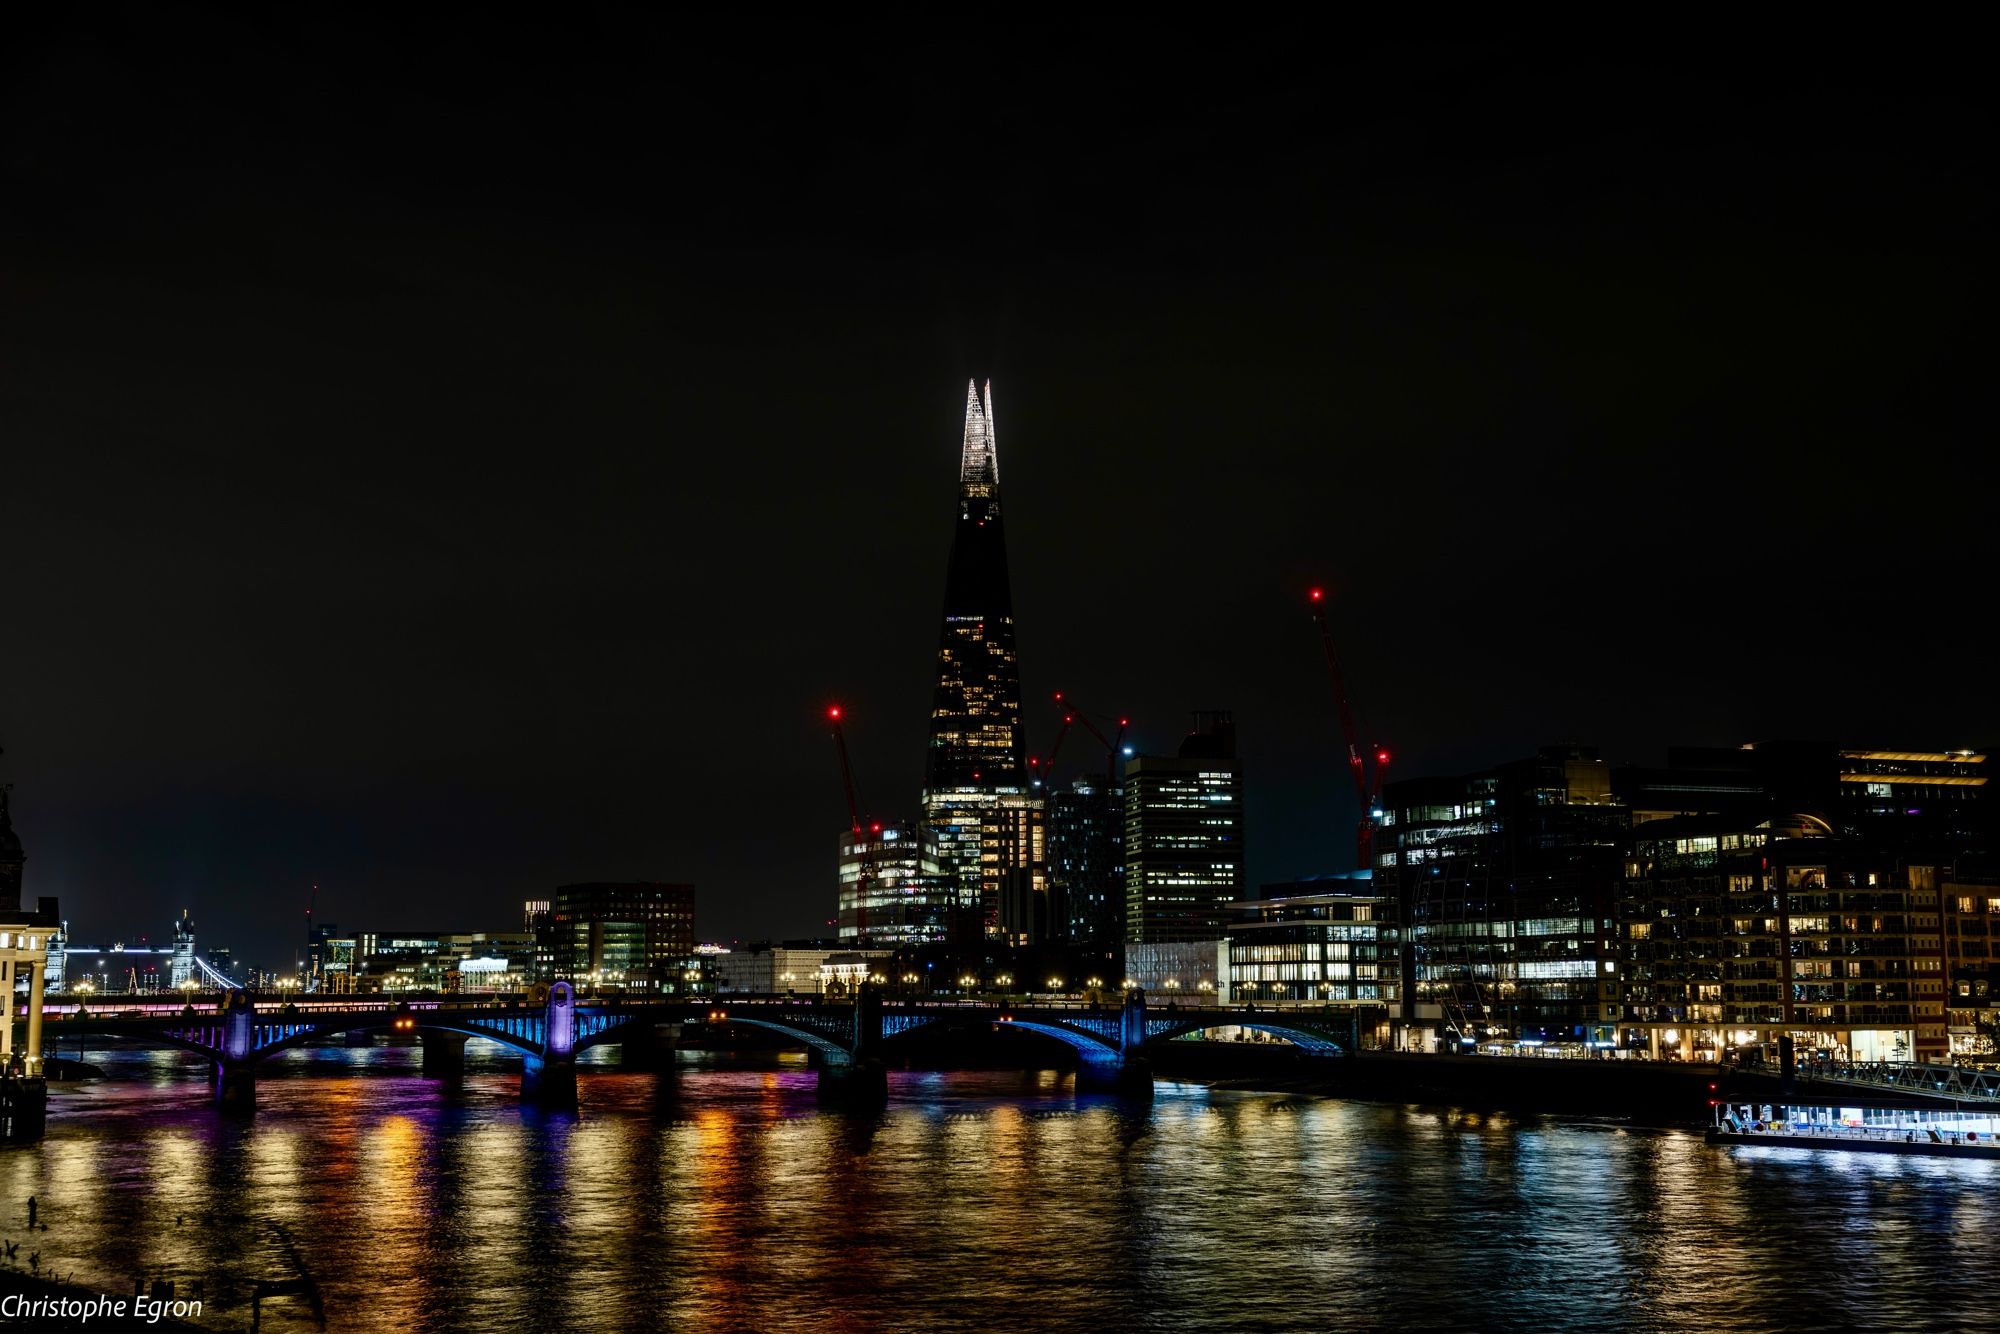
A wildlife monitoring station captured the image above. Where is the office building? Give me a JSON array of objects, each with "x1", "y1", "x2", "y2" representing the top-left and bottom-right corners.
[
  {"x1": 837, "y1": 821, "x2": 956, "y2": 944},
  {"x1": 1123, "y1": 712, "x2": 1245, "y2": 944},
  {"x1": 546, "y1": 882, "x2": 697, "y2": 991},
  {"x1": 1617, "y1": 813, "x2": 1950, "y2": 1062},
  {"x1": 1376, "y1": 744, "x2": 1626, "y2": 1043},
  {"x1": 1049, "y1": 776, "x2": 1125, "y2": 945},
  {"x1": 1228, "y1": 876, "x2": 1401, "y2": 1010}
]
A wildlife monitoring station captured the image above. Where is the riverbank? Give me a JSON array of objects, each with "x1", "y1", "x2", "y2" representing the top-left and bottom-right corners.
[{"x1": 1146, "y1": 1045, "x2": 1786, "y2": 1124}]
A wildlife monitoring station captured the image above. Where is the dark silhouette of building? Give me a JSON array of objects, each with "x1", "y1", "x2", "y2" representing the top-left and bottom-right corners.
[
  {"x1": 1049, "y1": 776, "x2": 1125, "y2": 945},
  {"x1": 1123, "y1": 712, "x2": 1245, "y2": 944},
  {"x1": 1616, "y1": 742, "x2": 1991, "y2": 856},
  {"x1": 920, "y1": 381, "x2": 1042, "y2": 939},
  {"x1": 0, "y1": 782, "x2": 21, "y2": 916},
  {"x1": 546, "y1": 882, "x2": 697, "y2": 992},
  {"x1": 0, "y1": 757, "x2": 59, "y2": 933}
]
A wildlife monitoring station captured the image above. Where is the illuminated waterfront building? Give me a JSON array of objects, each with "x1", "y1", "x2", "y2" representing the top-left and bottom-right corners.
[
  {"x1": 1374, "y1": 741, "x2": 1990, "y2": 1052},
  {"x1": 1374, "y1": 745, "x2": 1626, "y2": 1043},
  {"x1": 1123, "y1": 712, "x2": 1245, "y2": 944},
  {"x1": 1616, "y1": 815, "x2": 1950, "y2": 1062},
  {"x1": 1226, "y1": 877, "x2": 1401, "y2": 1010},
  {"x1": 1944, "y1": 870, "x2": 2000, "y2": 1058},
  {"x1": 919, "y1": 380, "x2": 1042, "y2": 938}
]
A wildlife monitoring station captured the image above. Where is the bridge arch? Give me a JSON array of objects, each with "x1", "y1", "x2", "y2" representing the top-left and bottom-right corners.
[
  {"x1": 712, "y1": 1015, "x2": 859, "y2": 1067},
  {"x1": 1142, "y1": 1019, "x2": 1347, "y2": 1056},
  {"x1": 992, "y1": 1019, "x2": 1124, "y2": 1067},
  {"x1": 252, "y1": 1015, "x2": 545, "y2": 1059}
]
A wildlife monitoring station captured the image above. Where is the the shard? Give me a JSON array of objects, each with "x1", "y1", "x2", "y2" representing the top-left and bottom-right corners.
[
  {"x1": 921, "y1": 380, "x2": 1041, "y2": 940},
  {"x1": 925, "y1": 379, "x2": 1026, "y2": 791}
]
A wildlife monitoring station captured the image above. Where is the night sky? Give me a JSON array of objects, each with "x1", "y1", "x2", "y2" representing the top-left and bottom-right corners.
[{"x1": 2, "y1": 15, "x2": 1991, "y2": 968}]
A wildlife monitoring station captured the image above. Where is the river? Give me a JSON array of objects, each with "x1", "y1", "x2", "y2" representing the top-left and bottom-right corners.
[{"x1": 2, "y1": 1045, "x2": 1994, "y2": 1331}]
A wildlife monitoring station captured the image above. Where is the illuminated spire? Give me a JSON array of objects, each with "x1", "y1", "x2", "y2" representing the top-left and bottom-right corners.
[{"x1": 960, "y1": 377, "x2": 998, "y2": 490}]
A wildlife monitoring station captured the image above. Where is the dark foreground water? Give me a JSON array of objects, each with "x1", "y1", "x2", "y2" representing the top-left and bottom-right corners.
[{"x1": 2, "y1": 1045, "x2": 1995, "y2": 1332}]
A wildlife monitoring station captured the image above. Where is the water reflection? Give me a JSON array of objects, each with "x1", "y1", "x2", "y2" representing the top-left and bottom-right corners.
[{"x1": 2, "y1": 1049, "x2": 1993, "y2": 1331}]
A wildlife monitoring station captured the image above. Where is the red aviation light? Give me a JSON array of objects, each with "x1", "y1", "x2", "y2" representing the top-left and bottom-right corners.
[
  {"x1": 827, "y1": 705, "x2": 843, "y2": 721},
  {"x1": 870, "y1": 822, "x2": 882, "y2": 833},
  {"x1": 1309, "y1": 588, "x2": 1324, "y2": 602}
]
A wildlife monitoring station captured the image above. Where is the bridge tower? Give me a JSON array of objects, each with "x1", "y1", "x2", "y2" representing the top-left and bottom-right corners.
[{"x1": 521, "y1": 979, "x2": 578, "y2": 1108}]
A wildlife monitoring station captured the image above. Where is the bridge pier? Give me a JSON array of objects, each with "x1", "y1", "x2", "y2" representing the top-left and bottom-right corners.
[
  {"x1": 521, "y1": 1056, "x2": 577, "y2": 1109},
  {"x1": 1077, "y1": 1053, "x2": 1154, "y2": 1100},
  {"x1": 214, "y1": 1062, "x2": 256, "y2": 1113},
  {"x1": 816, "y1": 1057, "x2": 888, "y2": 1109},
  {"x1": 521, "y1": 980, "x2": 579, "y2": 1109},
  {"x1": 421, "y1": 1031, "x2": 469, "y2": 1079},
  {"x1": 616, "y1": 1022, "x2": 674, "y2": 1071},
  {"x1": 214, "y1": 989, "x2": 258, "y2": 1114}
]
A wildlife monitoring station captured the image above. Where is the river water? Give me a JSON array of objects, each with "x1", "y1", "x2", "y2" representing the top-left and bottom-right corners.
[{"x1": 2, "y1": 1045, "x2": 1994, "y2": 1332}]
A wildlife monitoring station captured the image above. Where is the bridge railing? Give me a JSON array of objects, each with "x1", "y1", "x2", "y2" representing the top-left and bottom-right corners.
[{"x1": 1799, "y1": 1058, "x2": 2000, "y2": 1102}]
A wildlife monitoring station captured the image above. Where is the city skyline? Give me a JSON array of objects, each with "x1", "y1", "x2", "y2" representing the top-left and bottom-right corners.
[{"x1": 3, "y1": 20, "x2": 1992, "y2": 971}]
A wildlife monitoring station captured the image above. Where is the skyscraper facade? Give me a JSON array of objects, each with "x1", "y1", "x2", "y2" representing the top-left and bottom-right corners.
[
  {"x1": 837, "y1": 820, "x2": 957, "y2": 944},
  {"x1": 1049, "y1": 776, "x2": 1126, "y2": 944},
  {"x1": 921, "y1": 381, "x2": 1044, "y2": 939},
  {"x1": 1123, "y1": 712, "x2": 1245, "y2": 944}
]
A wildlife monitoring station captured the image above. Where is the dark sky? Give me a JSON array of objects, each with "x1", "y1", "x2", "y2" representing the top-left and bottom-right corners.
[{"x1": 2, "y1": 14, "x2": 1991, "y2": 969}]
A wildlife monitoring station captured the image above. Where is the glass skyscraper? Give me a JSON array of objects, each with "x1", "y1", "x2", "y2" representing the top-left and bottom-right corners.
[{"x1": 921, "y1": 381, "x2": 1043, "y2": 939}]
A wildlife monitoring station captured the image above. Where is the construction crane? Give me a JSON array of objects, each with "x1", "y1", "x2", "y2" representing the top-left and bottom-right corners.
[
  {"x1": 1046, "y1": 691, "x2": 1129, "y2": 786},
  {"x1": 826, "y1": 705, "x2": 881, "y2": 941},
  {"x1": 1307, "y1": 587, "x2": 1389, "y2": 870}
]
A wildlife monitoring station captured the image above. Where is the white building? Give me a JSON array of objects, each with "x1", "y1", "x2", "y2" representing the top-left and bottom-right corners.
[{"x1": 714, "y1": 944, "x2": 895, "y2": 996}]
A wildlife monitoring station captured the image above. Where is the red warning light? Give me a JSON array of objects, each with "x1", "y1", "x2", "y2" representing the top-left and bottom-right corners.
[
  {"x1": 1309, "y1": 588, "x2": 1324, "y2": 602},
  {"x1": 870, "y1": 822, "x2": 882, "y2": 833},
  {"x1": 827, "y1": 705, "x2": 843, "y2": 721},
  {"x1": 1377, "y1": 750, "x2": 1390, "y2": 764}
]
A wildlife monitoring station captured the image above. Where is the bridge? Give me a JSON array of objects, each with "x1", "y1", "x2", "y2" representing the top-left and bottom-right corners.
[
  {"x1": 47, "y1": 980, "x2": 664, "y2": 1110},
  {"x1": 42, "y1": 985, "x2": 1358, "y2": 1112},
  {"x1": 1795, "y1": 1057, "x2": 2000, "y2": 1104}
]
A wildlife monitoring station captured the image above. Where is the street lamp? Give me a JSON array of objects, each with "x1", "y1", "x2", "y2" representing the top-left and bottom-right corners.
[
  {"x1": 1086, "y1": 976, "x2": 1103, "y2": 990},
  {"x1": 996, "y1": 973, "x2": 1013, "y2": 992},
  {"x1": 958, "y1": 973, "x2": 978, "y2": 992},
  {"x1": 1046, "y1": 976, "x2": 1063, "y2": 992}
]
